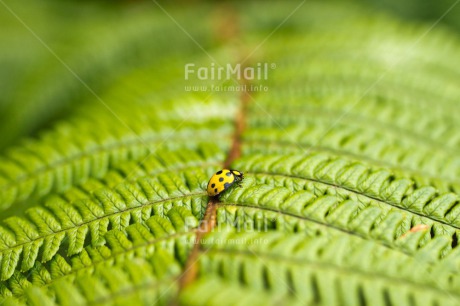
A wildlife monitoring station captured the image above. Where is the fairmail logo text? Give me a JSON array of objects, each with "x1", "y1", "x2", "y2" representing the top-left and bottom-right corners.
[{"x1": 184, "y1": 62, "x2": 276, "y2": 81}]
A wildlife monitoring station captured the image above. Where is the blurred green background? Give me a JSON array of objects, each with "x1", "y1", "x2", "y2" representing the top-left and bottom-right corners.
[{"x1": 0, "y1": 0, "x2": 459, "y2": 152}]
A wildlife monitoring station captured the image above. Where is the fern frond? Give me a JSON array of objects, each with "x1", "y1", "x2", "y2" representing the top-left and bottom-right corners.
[
  {"x1": 243, "y1": 124, "x2": 460, "y2": 181},
  {"x1": 0, "y1": 207, "x2": 198, "y2": 301},
  {"x1": 0, "y1": 171, "x2": 208, "y2": 281},
  {"x1": 0, "y1": 118, "x2": 231, "y2": 212},
  {"x1": 3, "y1": 251, "x2": 181, "y2": 306},
  {"x1": 232, "y1": 154, "x2": 460, "y2": 230},
  {"x1": 51, "y1": 145, "x2": 222, "y2": 204},
  {"x1": 195, "y1": 229, "x2": 460, "y2": 306},
  {"x1": 218, "y1": 179, "x2": 459, "y2": 263}
]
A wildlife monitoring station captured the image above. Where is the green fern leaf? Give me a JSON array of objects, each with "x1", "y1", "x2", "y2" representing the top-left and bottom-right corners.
[
  {"x1": 0, "y1": 171, "x2": 209, "y2": 281},
  {"x1": 1, "y1": 0, "x2": 460, "y2": 305}
]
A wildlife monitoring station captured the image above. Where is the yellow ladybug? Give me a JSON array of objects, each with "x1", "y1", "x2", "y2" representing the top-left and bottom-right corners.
[{"x1": 207, "y1": 169, "x2": 244, "y2": 197}]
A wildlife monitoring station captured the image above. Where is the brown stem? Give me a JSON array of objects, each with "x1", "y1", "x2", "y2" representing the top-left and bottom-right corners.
[
  {"x1": 223, "y1": 77, "x2": 250, "y2": 168},
  {"x1": 176, "y1": 3, "x2": 253, "y2": 297},
  {"x1": 177, "y1": 80, "x2": 250, "y2": 297},
  {"x1": 178, "y1": 197, "x2": 218, "y2": 289}
]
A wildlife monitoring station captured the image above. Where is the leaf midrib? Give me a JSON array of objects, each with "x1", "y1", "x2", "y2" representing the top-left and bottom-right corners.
[
  {"x1": 243, "y1": 139, "x2": 460, "y2": 183},
  {"x1": 88, "y1": 274, "x2": 178, "y2": 305},
  {"x1": 41, "y1": 231, "x2": 195, "y2": 294},
  {"x1": 0, "y1": 192, "x2": 206, "y2": 253},
  {"x1": 218, "y1": 202, "x2": 410, "y2": 256},
  {"x1": 250, "y1": 108, "x2": 460, "y2": 154},
  {"x1": 0, "y1": 130, "x2": 231, "y2": 193},
  {"x1": 249, "y1": 171, "x2": 460, "y2": 231}
]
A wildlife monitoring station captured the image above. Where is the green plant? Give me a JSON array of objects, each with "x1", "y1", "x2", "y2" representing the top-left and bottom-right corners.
[{"x1": 1, "y1": 0, "x2": 460, "y2": 305}]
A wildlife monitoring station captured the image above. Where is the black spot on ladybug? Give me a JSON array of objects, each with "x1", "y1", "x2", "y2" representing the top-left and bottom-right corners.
[
  {"x1": 219, "y1": 177, "x2": 224, "y2": 182},
  {"x1": 214, "y1": 188, "x2": 218, "y2": 193},
  {"x1": 216, "y1": 170, "x2": 223, "y2": 175},
  {"x1": 224, "y1": 182, "x2": 230, "y2": 189},
  {"x1": 226, "y1": 171, "x2": 232, "y2": 177},
  {"x1": 211, "y1": 183, "x2": 215, "y2": 188}
]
